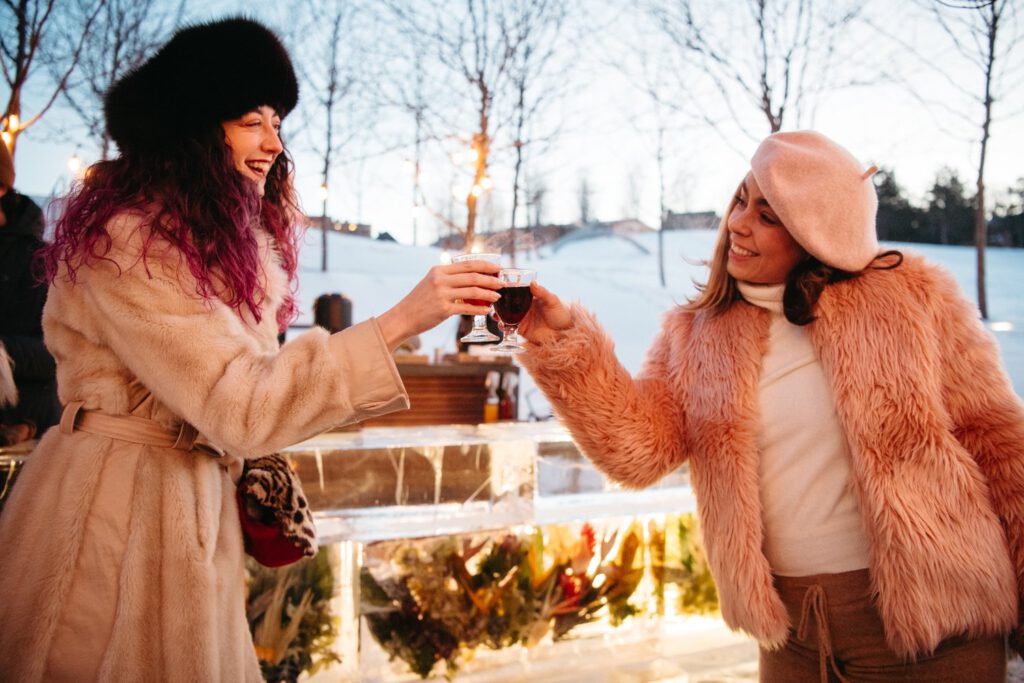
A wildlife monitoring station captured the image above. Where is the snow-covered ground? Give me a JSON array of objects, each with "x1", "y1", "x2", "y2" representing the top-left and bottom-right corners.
[{"x1": 293, "y1": 229, "x2": 1024, "y2": 419}]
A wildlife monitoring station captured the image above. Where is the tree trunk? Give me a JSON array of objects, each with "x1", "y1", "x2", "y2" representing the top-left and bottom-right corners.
[
  {"x1": 510, "y1": 146, "x2": 522, "y2": 267},
  {"x1": 464, "y1": 122, "x2": 489, "y2": 250},
  {"x1": 656, "y1": 126, "x2": 667, "y2": 287},
  {"x1": 412, "y1": 107, "x2": 423, "y2": 247},
  {"x1": 320, "y1": 15, "x2": 342, "y2": 272},
  {"x1": 975, "y1": 2, "x2": 998, "y2": 320},
  {"x1": 508, "y1": 62, "x2": 531, "y2": 267},
  {"x1": 321, "y1": 106, "x2": 334, "y2": 273},
  {"x1": 321, "y1": 151, "x2": 332, "y2": 273}
]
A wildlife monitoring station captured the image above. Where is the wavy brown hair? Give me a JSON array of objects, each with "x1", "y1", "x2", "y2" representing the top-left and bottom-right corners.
[{"x1": 685, "y1": 192, "x2": 903, "y2": 325}]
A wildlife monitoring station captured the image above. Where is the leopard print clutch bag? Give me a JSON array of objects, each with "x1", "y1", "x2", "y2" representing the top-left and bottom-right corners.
[{"x1": 236, "y1": 453, "x2": 318, "y2": 566}]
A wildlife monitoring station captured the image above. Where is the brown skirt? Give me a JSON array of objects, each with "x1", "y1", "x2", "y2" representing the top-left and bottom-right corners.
[{"x1": 759, "y1": 569, "x2": 1007, "y2": 683}]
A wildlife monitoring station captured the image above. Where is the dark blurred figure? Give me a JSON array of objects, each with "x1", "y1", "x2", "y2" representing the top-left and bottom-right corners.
[
  {"x1": 313, "y1": 292, "x2": 353, "y2": 333},
  {"x1": 0, "y1": 142, "x2": 59, "y2": 445}
]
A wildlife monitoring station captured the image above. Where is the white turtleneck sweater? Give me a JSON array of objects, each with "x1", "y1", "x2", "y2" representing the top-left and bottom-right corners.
[{"x1": 737, "y1": 281, "x2": 870, "y2": 577}]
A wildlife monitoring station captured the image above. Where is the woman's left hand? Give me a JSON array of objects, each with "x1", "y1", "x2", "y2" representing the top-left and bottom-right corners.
[
  {"x1": 518, "y1": 281, "x2": 573, "y2": 345},
  {"x1": 376, "y1": 260, "x2": 503, "y2": 350}
]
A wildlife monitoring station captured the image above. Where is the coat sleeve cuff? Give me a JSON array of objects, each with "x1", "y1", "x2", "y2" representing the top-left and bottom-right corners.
[
  {"x1": 327, "y1": 319, "x2": 410, "y2": 421},
  {"x1": 520, "y1": 303, "x2": 611, "y2": 376}
]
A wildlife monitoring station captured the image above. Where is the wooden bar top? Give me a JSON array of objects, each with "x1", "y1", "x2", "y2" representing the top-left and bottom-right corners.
[{"x1": 362, "y1": 359, "x2": 520, "y2": 427}]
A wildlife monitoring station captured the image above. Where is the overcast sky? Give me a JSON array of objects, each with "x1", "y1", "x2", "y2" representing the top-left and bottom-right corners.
[{"x1": 9, "y1": 0, "x2": 1023, "y2": 245}]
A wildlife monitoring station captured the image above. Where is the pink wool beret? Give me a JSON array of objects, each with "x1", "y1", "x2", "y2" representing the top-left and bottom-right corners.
[{"x1": 751, "y1": 130, "x2": 879, "y2": 272}]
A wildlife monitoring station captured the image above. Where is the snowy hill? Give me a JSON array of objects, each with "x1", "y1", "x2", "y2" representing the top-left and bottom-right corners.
[{"x1": 293, "y1": 229, "x2": 1024, "y2": 418}]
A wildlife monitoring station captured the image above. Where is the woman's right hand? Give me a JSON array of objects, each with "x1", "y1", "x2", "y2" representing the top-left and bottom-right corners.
[
  {"x1": 376, "y1": 260, "x2": 502, "y2": 351},
  {"x1": 518, "y1": 281, "x2": 573, "y2": 345}
]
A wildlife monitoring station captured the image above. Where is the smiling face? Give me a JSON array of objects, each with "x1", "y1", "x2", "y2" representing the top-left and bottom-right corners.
[
  {"x1": 725, "y1": 172, "x2": 807, "y2": 284},
  {"x1": 222, "y1": 106, "x2": 283, "y2": 196}
]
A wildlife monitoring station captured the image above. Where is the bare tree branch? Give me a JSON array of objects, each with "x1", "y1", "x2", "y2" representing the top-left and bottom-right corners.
[
  {"x1": 54, "y1": 0, "x2": 184, "y2": 159},
  {"x1": 639, "y1": 0, "x2": 868, "y2": 138},
  {"x1": 1, "y1": 0, "x2": 107, "y2": 155}
]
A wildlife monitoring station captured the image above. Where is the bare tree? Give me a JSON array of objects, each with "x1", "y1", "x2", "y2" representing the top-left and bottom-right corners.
[
  {"x1": 408, "y1": 43, "x2": 429, "y2": 247},
  {"x1": 504, "y1": 0, "x2": 569, "y2": 264},
  {"x1": 926, "y1": 0, "x2": 1021, "y2": 319},
  {"x1": 386, "y1": 0, "x2": 563, "y2": 250},
  {"x1": 56, "y1": 0, "x2": 185, "y2": 159},
  {"x1": 291, "y1": 0, "x2": 368, "y2": 271},
  {"x1": 373, "y1": 22, "x2": 442, "y2": 247},
  {"x1": 524, "y1": 172, "x2": 547, "y2": 227},
  {"x1": 1, "y1": 0, "x2": 105, "y2": 157},
  {"x1": 623, "y1": 165, "x2": 643, "y2": 219},
  {"x1": 617, "y1": 43, "x2": 696, "y2": 287},
  {"x1": 440, "y1": 0, "x2": 516, "y2": 248},
  {"x1": 578, "y1": 173, "x2": 593, "y2": 224},
  {"x1": 640, "y1": 0, "x2": 867, "y2": 139}
]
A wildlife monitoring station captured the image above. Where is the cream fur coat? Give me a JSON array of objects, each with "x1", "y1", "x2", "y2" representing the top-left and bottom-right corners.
[
  {"x1": 521, "y1": 252, "x2": 1024, "y2": 659},
  {"x1": 0, "y1": 212, "x2": 409, "y2": 682}
]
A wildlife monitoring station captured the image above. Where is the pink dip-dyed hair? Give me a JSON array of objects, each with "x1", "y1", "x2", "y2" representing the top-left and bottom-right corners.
[{"x1": 40, "y1": 123, "x2": 302, "y2": 333}]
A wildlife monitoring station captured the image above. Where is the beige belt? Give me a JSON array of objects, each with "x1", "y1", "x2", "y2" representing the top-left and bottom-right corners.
[{"x1": 59, "y1": 401, "x2": 224, "y2": 458}]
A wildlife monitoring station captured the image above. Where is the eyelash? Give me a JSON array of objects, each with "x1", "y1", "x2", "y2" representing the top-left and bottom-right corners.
[
  {"x1": 735, "y1": 195, "x2": 778, "y2": 225},
  {"x1": 244, "y1": 120, "x2": 281, "y2": 132}
]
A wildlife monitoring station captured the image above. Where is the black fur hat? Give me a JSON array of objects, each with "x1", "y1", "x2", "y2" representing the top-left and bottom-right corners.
[{"x1": 105, "y1": 17, "x2": 298, "y2": 155}]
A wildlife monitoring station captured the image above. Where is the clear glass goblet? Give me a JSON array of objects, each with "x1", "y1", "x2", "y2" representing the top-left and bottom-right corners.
[
  {"x1": 490, "y1": 268, "x2": 535, "y2": 354},
  {"x1": 452, "y1": 252, "x2": 502, "y2": 343}
]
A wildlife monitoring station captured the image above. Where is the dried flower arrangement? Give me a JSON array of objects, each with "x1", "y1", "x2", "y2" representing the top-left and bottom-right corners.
[
  {"x1": 361, "y1": 521, "x2": 645, "y2": 679},
  {"x1": 246, "y1": 549, "x2": 341, "y2": 682}
]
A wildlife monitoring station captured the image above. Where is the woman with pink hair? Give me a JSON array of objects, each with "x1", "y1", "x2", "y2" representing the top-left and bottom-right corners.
[
  {"x1": 520, "y1": 130, "x2": 1024, "y2": 681},
  {"x1": 0, "y1": 17, "x2": 500, "y2": 682}
]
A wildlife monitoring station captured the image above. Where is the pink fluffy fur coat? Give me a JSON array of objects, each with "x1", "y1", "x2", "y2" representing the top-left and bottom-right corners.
[
  {"x1": 521, "y1": 252, "x2": 1024, "y2": 659},
  {"x1": 0, "y1": 212, "x2": 409, "y2": 682}
]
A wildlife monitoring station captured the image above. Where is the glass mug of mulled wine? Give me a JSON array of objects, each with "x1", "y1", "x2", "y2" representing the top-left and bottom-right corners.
[
  {"x1": 451, "y1": 252, "x2": 502, "y2": 343},
  {"x1": 491, "y1": 268, "x2": 535, "y2": 354}
]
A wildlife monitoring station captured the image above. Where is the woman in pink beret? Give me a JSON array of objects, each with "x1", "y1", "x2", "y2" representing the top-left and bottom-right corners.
[{"x1": 520, "y1": 130, "x2": 1024, "y2": 682}]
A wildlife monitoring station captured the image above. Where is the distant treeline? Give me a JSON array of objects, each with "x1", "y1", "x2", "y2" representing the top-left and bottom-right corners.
[{"x1": 876, "y1": 167, "x2": 1024, "y2": 247}]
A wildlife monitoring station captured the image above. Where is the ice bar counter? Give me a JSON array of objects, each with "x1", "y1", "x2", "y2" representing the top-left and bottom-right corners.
[{"x1": 0, "y1": 423, "x2": 744, "y2": 682}]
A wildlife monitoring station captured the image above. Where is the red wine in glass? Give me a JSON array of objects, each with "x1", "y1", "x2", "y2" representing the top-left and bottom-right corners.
[
  {"x1": 490, "y1": 268, "x2": 536, "y2": 354},
  {"x1": 493, "y1": 285, "x2": 533, "y2": 325}
]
